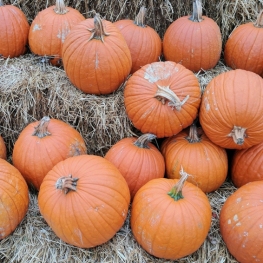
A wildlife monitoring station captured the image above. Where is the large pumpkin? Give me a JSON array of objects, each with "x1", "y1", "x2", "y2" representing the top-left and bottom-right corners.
[
  {"x1": 62, "y1": 13, "x2": 132, "y2": 95},
  {"x1": 199, "y1": 69, "x2": 263, "y2": 149},
  {"x1": 114, "y1": 6, "x2": 162, "y2": 73},
  {"x1": 0, "y1": 159, "x2": 29, "y2": 239},
  {"x1": 38, "y1": 155, "x2": 130, "y2": 248},
  {"x1": 220, "y1": 181, "x2": 263, "y2": 263},
  {"x1": 28, "y1": 0, "x2": 85, "y2": 66},
  {"x1": 224, "y1": 10, "x2": 263, "y2": 77},
  {"x1": 105, "y1": 133, "x2": 165, "y2": 199},
  {"x1": 124, "y1": 61, "x2": 201, "y2": 138},
  {"x1": 12, "y1": 116, "x2": 87, "y2": 190},
  {"x1": 0, "y1": 0, "x2": 29, "y2": 58},
  {"x1": 131, "y1": 170, "x2": 211, "y2": 260},
  {"x1": 162, "y1": 0, "x2": 222, "y2": 72}
]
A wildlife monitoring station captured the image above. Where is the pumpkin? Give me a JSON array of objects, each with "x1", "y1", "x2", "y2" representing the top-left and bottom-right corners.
[
  {"x1": 224, "y1": 10, "x2": 263, "y2": 77},
  {"x1": 114, "y1": 6, "x2": 162, "y2": 73},
  {"x1": 220, "y1": 181, "x2": 263, "y2": 263},
  {"x1": 124, "y1": 61, "x2": 201, "y2": 138},
  {"x1": 0, "y1": 135, "x2": 6, "y2": 160},
  {"x1": 105, "y1": 133, "x2": 165, "y2": 199},
  {"x1": 131, "y1": 169, "x2": 211, "y2": 260},
  {"x1": 12, "y1": 116, "x2": 87, "y2": 190},
  {"x1": 38, "y1": 155, "x2": 130, "y2": 248},
  {"x1": 0, "y1": 0, "x2": 29, "y2": 58},
  {"x1": 162, "y1": 0, "x2": 222, "y2": 72},
  {"x1": 0, "y1": 158, "x2": 29, "y2": 239},
  {"x1": 62, "y1": 13, "x2": 132, "y2": 95},
  {"x1": 162, "y1": 121, "x2": 228, "y2": 193},
  {"x1": 28, "y1": 0, "x2": 85, "y2": 66},
  {"x1": 199, "y1": 69, "x2": 263, "y2": 149}
]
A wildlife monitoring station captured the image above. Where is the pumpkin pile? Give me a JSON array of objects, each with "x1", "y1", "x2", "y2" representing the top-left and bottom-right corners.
[{"x1": 1, "y1": 0, "x2": 263, "y2": 262}]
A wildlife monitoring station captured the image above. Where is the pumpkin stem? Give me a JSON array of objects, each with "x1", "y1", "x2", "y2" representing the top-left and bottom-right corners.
[
  {"x1": 54, "y1": 0, "x2": 68, "y2": 14},
  {"x1": 134, "y1": 133, "x2": 156, "y2": 149},
  {"x1": 56, "y1": 174, "x2": 79, "y2": 194},
  {"x1": 168, "y1": 167, "x2": 189, "y2": 201},
  {"x1": 186, "y1": 121, "x2": 201, "y2": 143},
  {"x1": 87, "y1": 13, "x2": 110, "y2": 43},
  {"x1": 134, "y1": 6, "x2": 147, "y2": 27},
  {"x1": 254, "y1": 10, "x2": 263, "y2": 28},
  {"x1": 227, "y1": 126, "x2": 247, "y2": 145},
  {"x1": 32, "y1": 116, "x2": 51, "y2": 138},
  {"x1": 155, "y1": 85, "x2": 189, "y2": 111},
  {"x1": 0, "y1": 0, "x2": 4, "y2": 7},
  {"x1": 189, "y1": 0, "x2": 203, "y2": 22}
]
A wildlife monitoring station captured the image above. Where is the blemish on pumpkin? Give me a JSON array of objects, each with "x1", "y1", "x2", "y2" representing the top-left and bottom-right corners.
[
  {"x1": 243, "y1": 232, "x2": 248, "y2": 236},
  {"x1": 95, "y1": 52, "x2": 99, "y2": 69},
  {"x1": 204, "y1": 97, "x2": 210, "y2": 111},
  {"x1": 260, "y1": 224, "x2": 263, "y2": 228},
  {"x1": 236, "y1": 197, "x2": 242, "y2": 203},
  {"x1": 233, "y1": 214, "x2": 238, "y2": 221},
  {"x1": 228, "y1": 219, "x2": 231, "y2": 224},
  {"x1": 236, "y1": 222, "x2": 241, "y2": 226},
  {"x1": 57, "y1": 26, "x2": 70, "y2": 43},
  {"x1": 33, "y1": 24, "x2": 41, "y2": 31}
]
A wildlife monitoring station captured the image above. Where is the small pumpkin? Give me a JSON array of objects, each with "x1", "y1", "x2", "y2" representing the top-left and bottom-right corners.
[
  {"x1": 28, "y1": 0, "x2": 85, "y2": 66},
  {"x1": 131, "y1": 169, "x2": 211, "y2": 260},
  {"x1": 38, "y1": 155, "x2": 130, "y2": 248},
  {"x1": 114, "y1": 6, "x2": 162, "y2": 73},
  {"x1": 105, "y1": 133, "x2": 165, "y2": 199},
  {"x1": 0, "y1": 0, "x2": 29, "y2": 58},
  {"x1": 12, "y1": 116, "x2": 87, "y2": 190}
]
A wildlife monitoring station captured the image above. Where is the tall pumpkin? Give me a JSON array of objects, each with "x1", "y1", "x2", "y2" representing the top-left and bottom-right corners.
[
  {"x1": 12, "y1": 116, "x2": 87, "y2": 190},
  {"x1": 62, "y1": 13, "x2": 132, "y2": 95},
  {"x1": 28, "y1": 0, "x2": 85, "y2": 66},
  {"x1": 199, "y1": 69, "x2": 263, "y2": 149},
  {"x1": 38, "y1": 155, "x2": 130, "y2": 248},
  {"x1": 124, "y1": 61, "x2": 201, "y2": 138},
  {"x1": 114, "y1": 6, "x2": 162, "y2": 73},
  {"x1": 162, "y1": 0, "x2": 222, "y2": 72},
  {"x1": 224, "y1": 10, "x2": 263, "y2": 77},
  {"x1": 0, "y1": 0, "x2": 29, "y2": 58}
]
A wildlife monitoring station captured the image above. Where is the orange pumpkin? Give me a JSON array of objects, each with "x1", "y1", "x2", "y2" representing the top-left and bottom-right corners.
[
  {"x1": 114, "y1": 6, "x2": 162, "y2": 73},
  {"x1": 12, "y1": 116, "x2": 87, "y2": 190},
  {"x1": 38, "y1": 155, "x2": 130, "y2": 248},
  {"x1": 124, "y1": 61, "x2": 201, "y2": 138},
  {"x1": 0, "y1": 0, "x2": 29, "y2": 58},
  {"x1": 28, "y1": 0, "x2": 85, "y2": 66}
]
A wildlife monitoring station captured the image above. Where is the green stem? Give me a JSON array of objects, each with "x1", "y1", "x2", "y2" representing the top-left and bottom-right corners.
[
  {"x1": 134, "y1": 6, "x2": 147, "y2": 27},
  {"x1": 189, "y1": 0, "x2": 203, "y2": 22},
  {"x1": 133, "y1": 133, "x2": 156, "y2": 149}
]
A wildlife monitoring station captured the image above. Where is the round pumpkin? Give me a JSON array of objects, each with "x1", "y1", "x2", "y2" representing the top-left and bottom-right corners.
[
  {"x1": 0, "y1": 158, "x2": 29, "y2": 239},
  {"x1": 0, "y1": 0, "x2": 29, "y2": 58},
  {"x1": 199, "y1": 69, "x2": 263, "y2": 149},
  {"x1": 105, "y1": 133, "x2": 165, "y2": 199},
  {"x1": 12, "y1": 116, "x2": 87, "y2": 190},
  {"x1": 224, "y1": 10, "x2": 263, "y2": 77},
  {"x1": 114, "y1": 6, "x2": 162, "y2": 73},
  {"x1": 28, "y1": 0, "x2": 85, "y2": 66},
  {"x1": 62, "y1": 13, "x2": 132, "y2": 95},
  {"x1": 38, "y1": 155, "x2": 130, "y2": 248},
  {"x1": 162, "y1": 122, "x2": 228, "y2": 193},
  {"x1": 124, "y1": 61, "x2": 201, "y2": 138},
  {"x1": 220, "y1": 181, "x2": 263, "y2": 263},
  {"x1": 0, "y1": 135, "x2": 7, "y2": 160},
  {"x1": 162, "y1": 0, "x2": 222, "y2": 72},
  {"x1": 131, "y1": 171, "x2": 211, "y2": 260}
]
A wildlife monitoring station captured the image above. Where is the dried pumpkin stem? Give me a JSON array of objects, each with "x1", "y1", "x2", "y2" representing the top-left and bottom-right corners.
[
  {"x1": 186, "y1": 121, "x2": 201, "y2": 143},
  {"x1": 227, "y1": 126, "x2": 247, "y2": 145},
  {"x1": 54, "y1": 0, "x2": 68, "y2": 14},
  {"x1": 155, "y1": 85, "x2": 189, "y2": 111},
  {"x1": 87, "y1": 13, "x2": 110, "y2": 42},
  {"x1": 134, "y1": 133, "x2": 156, "y2": 149},
  {"x1": 56, "y1": 174, "x2": 79, "y2": 194},
  {"x1": 254, "y1": 10, "x2": 263, "y2": 28},
  {"x1": 32, "y1": 116, "x2": 51, "y2": 138},
  {"x1": 134, "y1": 6, "x2": 147, "y2": 27},
  {"x1": 189, "y1": 0, "x2": 203, "y2": 22}
]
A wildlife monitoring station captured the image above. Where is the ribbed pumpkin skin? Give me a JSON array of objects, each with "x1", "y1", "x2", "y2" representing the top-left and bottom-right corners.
[
  {"x1": 38, "y1": 155, "x2": 130, "y2": 248},
  {"x1": 0, "y1": 4, "x2": 29, "y2": 58},
  {"x1": 12, "y1": 118, "x2": 87, "y2": 190},
  {"x1": 220, "y1": 181, "x2": 263, "y2": 263},
  {"x1": 0, "y1": 159, "x2": 29, "y2": 239},
  {"x1": 0, "y1": 135, "x2": 6, "y2": 160},
  {"x1": 231, "y1": 142, "x2": 263, "y2": 187},
  {"x1": 114, "y1": 19, "x2": 162, "y2": 73},
  {"x1": 131, "y1": 178, "x2": 211, "y2": 260},
  {"x1": 124, "y1": 61, "x2": 201, "y2": 138},
  {"x1": 29, "y1": 6, "x2": 85, "y2": 66},
  {"x1": 199, "y1": 69, "x2": 263, "y2": 149},
  {"x1": 62, "y1": 18, "x2": 132, "y2": 95},
  {"x1": 163, "y1": 16, "x2": 222, "y2": 72},
  {"x1": 104, "y1": 136, "x2": 165, "y2": 199},
  {"x1": 162, "y1": 128, "x2": 228, "y2": 193}
]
